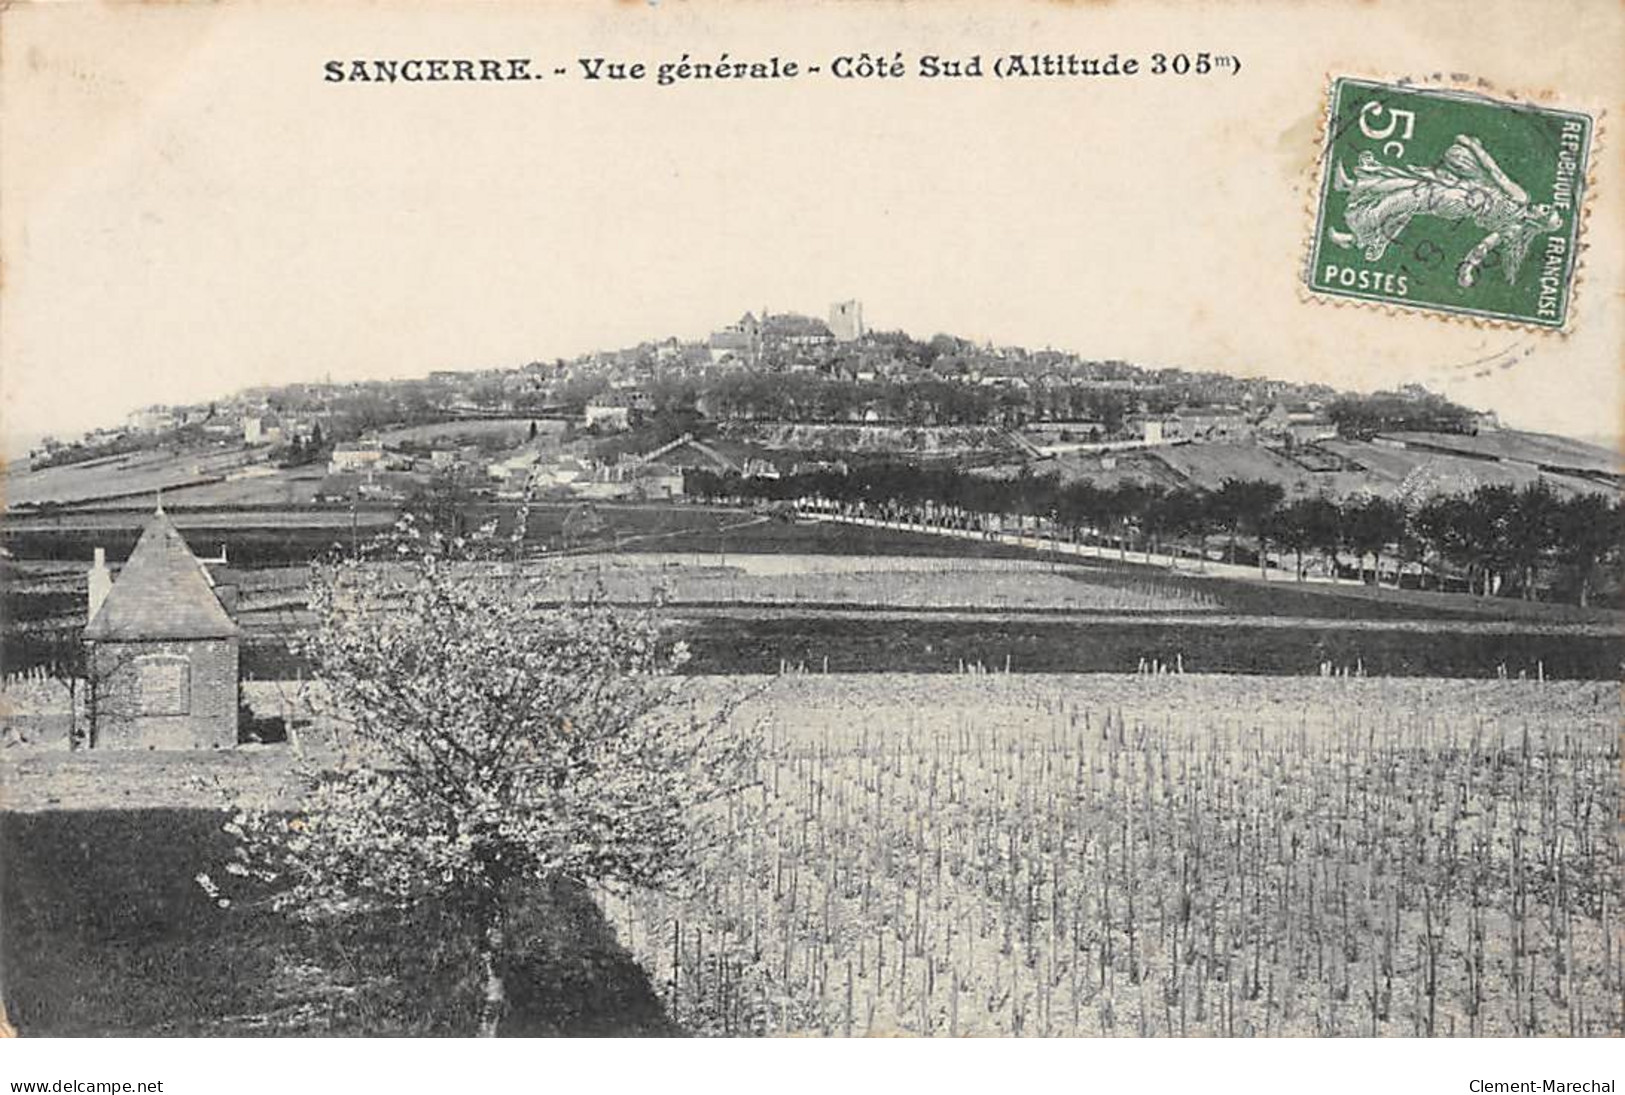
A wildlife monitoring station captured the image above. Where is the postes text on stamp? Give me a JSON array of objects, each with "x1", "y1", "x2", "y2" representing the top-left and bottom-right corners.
[{"x1": 1308, "y1": 78, "x2": 1593, "y2": 329}]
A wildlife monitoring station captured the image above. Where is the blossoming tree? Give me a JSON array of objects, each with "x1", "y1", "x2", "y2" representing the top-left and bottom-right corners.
[{"x1": 219, "y1": 514, "x2": 755, "y2": 1035}]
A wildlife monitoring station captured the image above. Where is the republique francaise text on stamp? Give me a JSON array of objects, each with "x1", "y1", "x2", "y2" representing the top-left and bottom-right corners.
[{"x1": 1308, "y1": 78, "x2": 1593, "y2": 329}]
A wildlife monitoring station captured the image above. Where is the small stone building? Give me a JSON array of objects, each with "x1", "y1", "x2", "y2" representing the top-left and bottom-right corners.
[{"x1": 82, "y1": 507, "x2": 240, "y2": 750}]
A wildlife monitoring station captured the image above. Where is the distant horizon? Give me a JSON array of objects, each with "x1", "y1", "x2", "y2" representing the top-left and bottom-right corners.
[{"x1": 5, "y1": 323, "x2": 1622, "y2": 468}]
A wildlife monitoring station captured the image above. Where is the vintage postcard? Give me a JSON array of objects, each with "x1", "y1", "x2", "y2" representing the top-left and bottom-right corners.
[{"x1": 0, "y1": 0, "x2": 1621, "y2": 1087}]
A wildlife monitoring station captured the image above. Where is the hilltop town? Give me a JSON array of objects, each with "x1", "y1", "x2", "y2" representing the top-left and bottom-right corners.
[{"x1": 8, "y1": 301, "x2": 1620, "y2": 515}]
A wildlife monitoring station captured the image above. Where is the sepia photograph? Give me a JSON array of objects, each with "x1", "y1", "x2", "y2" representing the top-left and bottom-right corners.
[{"x1": 0, "y1": 0, "x2": 1620, "y2": 1088}]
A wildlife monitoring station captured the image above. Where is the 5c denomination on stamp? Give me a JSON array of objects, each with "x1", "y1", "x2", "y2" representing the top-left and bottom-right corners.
[{"x1": 1308, "y1": 78, "x2": 1593, "y2": 330}]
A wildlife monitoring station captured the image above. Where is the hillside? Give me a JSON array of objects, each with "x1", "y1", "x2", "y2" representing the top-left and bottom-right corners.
[
  {"x1": 1042, "y1": 431, "x2": 1619, "y2": 501},
  {"x1": 5, "y1": 423, "x2": 1618, "y2": 514},
  {"x1": 4, "y1": 446, "x2": 261, "y2": 509}
]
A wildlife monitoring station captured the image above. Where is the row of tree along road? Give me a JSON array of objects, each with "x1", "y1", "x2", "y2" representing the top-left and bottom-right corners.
[{"x1": 683, "y1": 466, "x2": 1624, "y2": 607}]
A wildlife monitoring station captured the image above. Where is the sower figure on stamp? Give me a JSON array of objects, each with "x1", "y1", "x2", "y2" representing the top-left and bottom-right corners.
[{"x1": 1329, "y1": 134, "x2": 1561, "y2": 288}]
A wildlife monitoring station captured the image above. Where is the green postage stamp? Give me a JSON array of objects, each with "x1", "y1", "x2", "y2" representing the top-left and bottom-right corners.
[{"x1": 1307, "y1": 78, "x2": 1593, "y2": 329}]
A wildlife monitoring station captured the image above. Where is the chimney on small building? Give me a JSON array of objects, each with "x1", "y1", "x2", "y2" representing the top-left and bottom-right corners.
[{"x1": 88, "y1": 547, "x2": 112, "y2": 624}]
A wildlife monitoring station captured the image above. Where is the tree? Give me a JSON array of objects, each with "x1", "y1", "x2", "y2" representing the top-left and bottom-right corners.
[
  {"x1": 1470, "y1": 485, "x2": 1521, "y2": 597},
  {"x1": 1145, "y1": 487, "x2": 1205, "y2": 564},
  {"x1": 1082, "y1": 391, "x2": 1129, "y2": 437},
  {"x1": 214, "y1": 518, "x2": 755, "y2": 1035},
  {"x1": 1552, "y1": 493, "x2": 1622, "y2": 608},
  {"x1": 1109, "y1": 484, "x2": 1158, "y2": 560},
  {"x1": 563, "y1": 501, "x2": 613, "y2": 548},
  {"x1": 1414, "y1": 488, "x2": 1520, "y2": 596},
  {"x1": 1268, "y1": 497, "x2": 1339, "y2": 581},
  {"x1": 1415, "y1": 495, "x2": 1479, "y2": 593},
  {"x1": 1213, "y1": 478, "x2": 1285, "y2": 575},
  {"x1": 1326, "y1": 389, "x2": 1476, "y2": 439},
  {"x1": 404, "y1": 469, "x2": 479, "y2": 540},
  {"x1": 1342, "y1": 495, "x2": 1406, "y2": 588},
  {"x1": 1303, "y1": 497, "x2": 1344, "y2": 581},
  {"x1": 1501, "y1": 484, "x2": 1561, "y2": 600}
]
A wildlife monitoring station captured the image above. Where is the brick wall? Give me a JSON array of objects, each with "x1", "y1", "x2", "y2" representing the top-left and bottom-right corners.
[{"x1": 87, "y1": 638, "x2": 239, "y2": 750}]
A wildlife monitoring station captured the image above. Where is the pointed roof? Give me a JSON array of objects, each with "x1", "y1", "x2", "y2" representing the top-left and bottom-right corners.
[{"x1": 84, "y1": 508, "x2": 238, "y2": 641}]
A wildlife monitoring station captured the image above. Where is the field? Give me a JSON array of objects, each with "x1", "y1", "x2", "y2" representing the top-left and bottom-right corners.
[
  {"x1": 5, "y1": 447, "x2": 257, "y2": 508},
  {"x1": 612, "y1": 675, "x2": 1622, "y2": 1037},
  {"x1": 1039, "y1": 434, "x2": 1616, "y2": 502},
  {"x1": 1379, "y1": 431, "x2": 1621, "y2": 476},
  {"x1": 4, "y1": 498, "x2": 1621, "y2": 1038},
  {"x1": 131, "y1": 467, "x2": 331, "y2": 509},
  {"x1": 2, "y1": 675, "x2": 1618, "y2": 1037},
  {"x1": 11, "y1": 519, "x2": 1621, "y2": 682},
  {"x1": 0, "y1": 505, "x2": 1042, "y2": 566},
  {"x1": 211, "y1": 548, "x2": 1620, "y2": 682},
  {"x1": 531, "y1": 554, "x2": 1223, "y2": 613},
  {"x1": 1317, "y1": 439, "x2": 1551, "y2": 497},
  {"x1": 1148, "y1": 442, "x2": 1358, "y2": 497},
  {"x1": 662, "y1": 612, "x2": 1623, "y2": 680},
  {"x1": 222, "y1": 611, "x2": 1620, "y2": 685}
]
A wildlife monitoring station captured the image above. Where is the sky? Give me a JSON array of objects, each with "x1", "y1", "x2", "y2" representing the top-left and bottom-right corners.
[{"x1": 3, "y1": 0, "x2": 1621, "y2": 458}]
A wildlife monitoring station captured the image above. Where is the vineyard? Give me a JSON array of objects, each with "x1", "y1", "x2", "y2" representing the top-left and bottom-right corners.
[{"x1": 600, "y1": 675, "x2": 1621, "y2": 1037}]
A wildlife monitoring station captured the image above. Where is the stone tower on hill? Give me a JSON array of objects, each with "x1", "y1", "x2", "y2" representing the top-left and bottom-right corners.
[
  {"x1": 82, "y1": 507, "x2": 240, "y2": 750},
  {"x1": 829, "y1": 300, "x2": 865, "y2": 342}
]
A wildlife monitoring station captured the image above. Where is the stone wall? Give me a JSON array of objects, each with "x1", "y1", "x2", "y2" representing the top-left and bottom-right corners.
[{"x1": 87, "y1": 638, "x2": 239, "y2": 750}]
